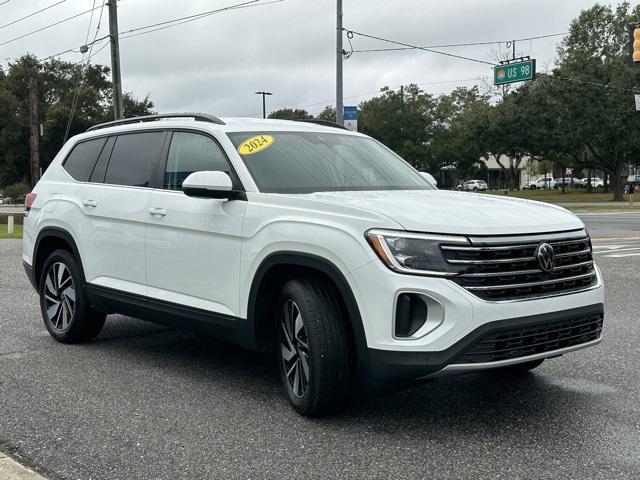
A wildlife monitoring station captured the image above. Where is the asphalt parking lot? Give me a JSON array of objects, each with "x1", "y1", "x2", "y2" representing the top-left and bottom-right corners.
[{"x1": 1, "y1": 214, "x2": 639, "y2": 479}]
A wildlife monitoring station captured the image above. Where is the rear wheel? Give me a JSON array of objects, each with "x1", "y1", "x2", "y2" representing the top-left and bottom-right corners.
[
  {"x1": 276, "y1": 277, "x2": 352, "y2": 416},
  {"x1": 39, "y1": 249, "x2": 106, "y2": 343},
  {"x1": 473, "y1": 186, "x2": 478, "y2": 192}
]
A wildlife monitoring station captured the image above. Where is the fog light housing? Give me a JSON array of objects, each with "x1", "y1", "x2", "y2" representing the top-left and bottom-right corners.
[
  {"x1": 394, "y1": 292, "x2": 445, "y2": 339},
  {"x1": 395, "y1": 293, "x2": 428, "y2": 337}
]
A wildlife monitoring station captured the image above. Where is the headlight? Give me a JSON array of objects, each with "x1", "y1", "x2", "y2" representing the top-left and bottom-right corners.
[{"x1": 366, "y1": 229, "x2": 469, "y2": 277}]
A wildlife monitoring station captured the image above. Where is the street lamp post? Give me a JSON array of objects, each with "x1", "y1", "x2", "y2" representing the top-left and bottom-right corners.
[{"x1": 254, "y1": 91, "x2": 273, "y2": 119}]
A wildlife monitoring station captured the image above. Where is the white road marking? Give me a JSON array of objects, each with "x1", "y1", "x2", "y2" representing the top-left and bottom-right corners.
[
  {"x1": 593, "y1": 247, "x2": 640, "y2": 255},
  {"x1": 577, "y1": 211, "x2": 640, "y2": 216},
  {"x1": 604, "y1": 253, "x2": 640, "y2": 258}
]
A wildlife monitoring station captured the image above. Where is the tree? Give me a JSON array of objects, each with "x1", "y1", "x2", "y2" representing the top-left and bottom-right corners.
[
  {"x1": 316, "y1": 105, "x2": 336, "y2": 122},
  {"x1": 0, "y1": 54, "x2": 155, "y2": 188},
  {"x1": 428, "y1": 87, "x2": 491, "y2": 176},
  {"x1": 267, "y1": 108, "x2": 313, "y2": 120},
  {"x1": 359, "y1": 85, "x2": 437, "y2": 169},
  {"x1": 552, "y1": 1, "x2": 640, "y2": 200}
]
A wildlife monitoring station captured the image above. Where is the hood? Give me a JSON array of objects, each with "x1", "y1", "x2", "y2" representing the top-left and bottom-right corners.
[{"x1": 296, "y1": 190, "x2": 584, "y2": 235}]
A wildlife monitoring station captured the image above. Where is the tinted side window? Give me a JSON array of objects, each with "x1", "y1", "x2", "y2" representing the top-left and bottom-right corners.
[
  {"x1": 164, "y1": 132, "x2": 231, "y2": 190},
  {"x1": 89, "y1": 136, "x2": 116, "y2": 183},
  {"x1": 104, "y1": 132, "x2": 164, "y2": 187},
  {"x1": 63, "y1": 138, "x2": 107, "y2": 182}
]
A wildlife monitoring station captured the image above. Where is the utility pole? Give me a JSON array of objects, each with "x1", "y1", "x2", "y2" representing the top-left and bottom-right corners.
[
  {"x1": 336, "y1": 0, "x2": 343, "y2": 125},
  {"x1": 28, "y1": 74, "x2": 40, "y2": 188},
  {"x1": 254, "y1": 91, "x2": 272, "y2": 118},
  {"x1": 108, "y1": 0, "x2": 123, "y2": 119}
]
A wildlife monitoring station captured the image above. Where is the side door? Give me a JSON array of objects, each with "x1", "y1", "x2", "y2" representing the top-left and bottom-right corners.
[
  {"x1": 145, "y1": 130, "x2": 247, "y2": 317},
  {"x1": 79, "y1": 130, "x2": 167, "y2": 297}
]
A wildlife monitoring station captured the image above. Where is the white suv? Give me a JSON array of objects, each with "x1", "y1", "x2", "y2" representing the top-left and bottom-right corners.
[
  {"x1": 527, "y1": 178, "x2": 557, "y2": 190},
  {"x1": 22, "y1": 113, "x2": 604, "y2": 416},
  {"x1": 459, "y1": 179, "x2": 488, "y2": 191}
]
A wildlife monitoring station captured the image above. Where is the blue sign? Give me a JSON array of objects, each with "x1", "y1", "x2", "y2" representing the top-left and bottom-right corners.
[{"x1": 343, "y1": 106, "x2": 358, "y2": 120}]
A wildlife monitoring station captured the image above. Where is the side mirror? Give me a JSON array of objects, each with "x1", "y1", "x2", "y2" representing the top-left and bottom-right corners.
[
  {"x1": 182, "y1": 171, "x2": 244, "y2": 200},
  {"x1": 419, "y1": 172, "x2": 438, "y2": 188}
]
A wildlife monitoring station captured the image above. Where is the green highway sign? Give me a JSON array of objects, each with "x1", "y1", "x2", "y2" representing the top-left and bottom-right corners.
[{"x1": 494, "y1": 59, "x2": 536, "y2": 86}]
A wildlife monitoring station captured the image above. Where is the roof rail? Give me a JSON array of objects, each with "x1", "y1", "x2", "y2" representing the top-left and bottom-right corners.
[
  {"x1": 292, "y1": 119, "x2": 349, "y2": 130},
  {"x1": 86, "y1": 113, "x2": 225, "y2": 132}
]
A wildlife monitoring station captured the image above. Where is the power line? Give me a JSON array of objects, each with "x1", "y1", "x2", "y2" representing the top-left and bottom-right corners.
[
  {"x1": 0, "y1": 0, "x2": 12, "y2": 7},
  {"x1": 39, "y1": 35, "x2": 108, "y2": 62},
  {"x1": 0, "y1": 0, "x2": 66, "y2": 31},
  {"x1": 119, "y1": 0, "x2": 258, "y2": 36},
  {"x1": 351, "y1": 32, "x2": 568, "y2": 53},
  {"x1": 119, "y1": 0, "x2": 282, "y2": 40},
  {"x1": 39, "y1": 0, "x2": 284, "y2": 61},
  {"x1": 344, "y1": 28, "x2": 496, "y2": 66},
  {"x1": 83, "y1": 0, "x2": 99, "y2": 46},
  {"x1": 0, "y1": 4, "x2": 104, "y2": 48},
  {"x1": 64, "y1": 0, "x2": 106, "y2": 143}
]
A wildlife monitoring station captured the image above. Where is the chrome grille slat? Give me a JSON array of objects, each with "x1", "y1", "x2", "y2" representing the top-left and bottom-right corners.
[
  {"x1": 447, "y1": 256, "x2": 536, "y2": 265},
  {"x1": 443, "y1": 232, "x2": 597, "y2": 301},
  {"x1": 458, "y1": 260, "x2": 594, "y2": 278},
  {"x1": 442, "y1": 237, "x2": 589, "y2": 252},
  {"x1": 555, "y1": 248, "x2": 591, "y2": 259},
  {"x1": 464, "y1": 272, "x2": 596, "y2": 291},
  {"x1": 445, "y1": 247, "x2": 591, "y2": 265}
]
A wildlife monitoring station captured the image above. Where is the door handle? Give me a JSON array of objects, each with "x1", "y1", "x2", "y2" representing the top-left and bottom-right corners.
[
  {"x1": 82, "y1": 200, "x2": 97, "y2": 208},
  {"x1": 149, "y1": 207, "x2": 167, "y2": 217}
]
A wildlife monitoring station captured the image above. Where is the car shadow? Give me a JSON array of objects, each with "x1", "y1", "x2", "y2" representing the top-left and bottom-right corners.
[{"x1": 87, "y1": 315, "x2": 599, "y2": 433}]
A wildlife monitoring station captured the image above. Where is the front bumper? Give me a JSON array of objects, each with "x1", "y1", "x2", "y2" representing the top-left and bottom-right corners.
[
  {"x1": 363, "y1": 303, "x2": 603, "y2": 382},
  {"x1": 347, "y1": 258, "x2": 604, "y2": 382}
]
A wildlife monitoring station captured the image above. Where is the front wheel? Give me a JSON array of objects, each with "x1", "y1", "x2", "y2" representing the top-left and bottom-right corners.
[
  {"x1": 276, "y1": 277, "x2": 352, "y2": 416},
  {"x1": 39, "y1": 249, "x2": 106, "y2": 343}
]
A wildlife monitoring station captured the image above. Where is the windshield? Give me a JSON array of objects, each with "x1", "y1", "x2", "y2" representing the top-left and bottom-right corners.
[{"x1": 227, "y1": 131, "x2": 432, "y2": 194}]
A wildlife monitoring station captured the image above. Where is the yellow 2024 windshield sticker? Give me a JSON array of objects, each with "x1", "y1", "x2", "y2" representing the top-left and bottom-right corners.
[{"x1": 238, "y1": 135, "x2": 274, "y2": 155}]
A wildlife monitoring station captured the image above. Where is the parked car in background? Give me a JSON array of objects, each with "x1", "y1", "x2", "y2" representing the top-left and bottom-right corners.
[
  {"x1": 554, "y1": 178, "x2": 584, "y2": 189},
  {"x1": 526, "y1": 178, "x2": 556, "y2": 190},
  {"x1": 459, "y1": 179, "x2": 488, "y2": 191},
  {"x1": 419, "y1": 172, "x2": 438, "y2": 188},
  {"x1": 582, "y1": 177, "x2": 604, "y2": 188}
]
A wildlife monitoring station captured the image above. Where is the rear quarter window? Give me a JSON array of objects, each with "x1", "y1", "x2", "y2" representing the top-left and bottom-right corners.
[
  {"x1": 104, "y1": 132, "x2": 165, "y2": 187},
  {"x1": 63, "y1": 138, "x2": 108, "y2": 182}
]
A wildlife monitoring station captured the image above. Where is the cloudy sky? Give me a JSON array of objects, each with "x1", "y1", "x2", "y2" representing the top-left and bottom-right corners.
[{"x1": 0, "y1": 0, "x2": 629, "y2": 117}]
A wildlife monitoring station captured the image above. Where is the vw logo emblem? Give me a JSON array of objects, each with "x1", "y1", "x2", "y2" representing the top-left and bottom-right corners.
[{"x1": 536, "y1": 243, "x2": 555, "y2": 272}]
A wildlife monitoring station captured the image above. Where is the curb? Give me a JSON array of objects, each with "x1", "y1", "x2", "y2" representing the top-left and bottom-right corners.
[{"x1": 0, "y1": 452, "x2": 47, "y2": 479}]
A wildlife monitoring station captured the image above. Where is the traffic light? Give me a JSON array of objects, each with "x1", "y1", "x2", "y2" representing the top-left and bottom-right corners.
[{"x1": 629, "y1": 24, "x2": 640, "y2": 64}]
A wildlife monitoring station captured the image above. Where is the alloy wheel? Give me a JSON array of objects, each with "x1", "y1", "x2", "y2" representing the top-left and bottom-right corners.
[
  {"x1": 43, "y1": 262, "x2": 75, "y2": 331},
  {"x1": 280, "y1": 299, "x2": 310, "y2": 398}
]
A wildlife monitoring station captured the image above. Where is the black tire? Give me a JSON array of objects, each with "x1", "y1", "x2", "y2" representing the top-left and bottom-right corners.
[
  {"x1": 38, "y1": 249, "x2": 106, "y2": 343},
  {"x1": 497, "y1": 358, "x2": 544, "y2": 374},
  {"x1": 530, "y1": 185, "x2": 537, "y2": 190},
  {"x1": 276, "y1": 277, "x2": 352, "y2": 416},
  {"x1": 473, "y1": 186, "x2": 478, "y2": 192}
]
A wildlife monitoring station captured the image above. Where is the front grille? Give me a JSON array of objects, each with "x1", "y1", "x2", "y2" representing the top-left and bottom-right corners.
[
  {"x1": 455, "y1": 312, "x2": 603, "y2": 364},
  {"x1": 443, "y1": 230, "x2": 597, "y2": 301}
]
